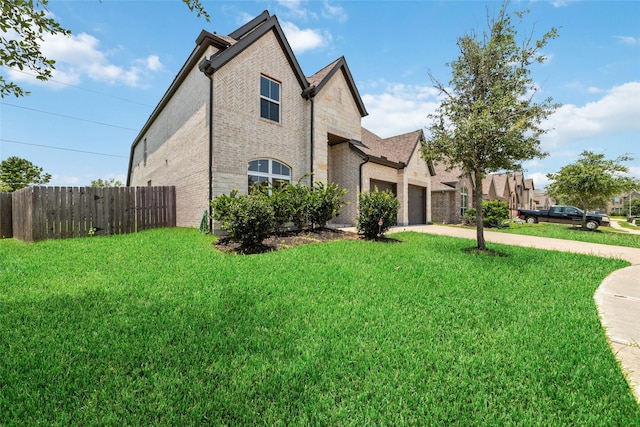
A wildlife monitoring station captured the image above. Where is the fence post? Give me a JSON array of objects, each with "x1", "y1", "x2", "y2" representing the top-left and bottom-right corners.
[{"x1": 0, "y1": 192, "x2": 12, "y2": 238}]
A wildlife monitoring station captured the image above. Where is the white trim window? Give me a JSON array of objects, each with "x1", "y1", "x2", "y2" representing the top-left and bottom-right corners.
[
  {"x1": 248, "y1": 159, "x2": 290, "y2": 191},
  {"x1": 260, "y1": 76, "x2": 280, "y2": 123},
  {"x1": 460, "y1": 187, "x2": 468, "y2": 216}
]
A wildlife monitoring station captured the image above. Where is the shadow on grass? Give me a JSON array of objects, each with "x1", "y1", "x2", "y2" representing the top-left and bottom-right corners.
[{"x1": 462, "y1": 247, "x2": 509, "y2": 257}]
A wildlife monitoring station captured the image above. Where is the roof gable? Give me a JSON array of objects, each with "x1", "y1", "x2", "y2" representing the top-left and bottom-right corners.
[
  {"x1": 352, "y1": 128, "x2": 425, "y2": 168},
  {"x1": 305, "y1": 57, "x2": 368, "y2": 117},
  {"x1": 199, "y1": 12, "x2": 309, "y2": 90}
]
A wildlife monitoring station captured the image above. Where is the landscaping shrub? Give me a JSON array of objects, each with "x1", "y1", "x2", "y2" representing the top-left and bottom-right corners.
[
  {"x1": 483, "y1": 200, "x2": 510, "y2": 227},
  {"x1": 286, "y1": 181, "x2": 312, "y2": 230},
  {"x1": 264, "y1": 183, "x2": 290, "y2": 234},
  {"x1": 309, "y1": 181, "x2": 347, "y2": 229},
  {"x1": 462, "y1": 208, "x2": 476, "y2": 225},
  {"x1": 211, "y1": 190, "x2": 274, "y2": 248},
  {"x1": 357, "y1": 188, "x2": 399, "y2": 239}
]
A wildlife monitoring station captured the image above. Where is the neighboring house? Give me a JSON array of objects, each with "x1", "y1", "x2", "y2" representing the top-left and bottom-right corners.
[
  {"x1": 532, "y1": 189, "x2": 552, "y2": 210},
  {"x1": 127, "y1": 11, "x2": 433, "y2": 229},
  {"x1": 608, "y1": 191, "x2": 640, "y2": 216},
  {"x1": 483, "y1": 172, "x2": 541, "y2": 217},
  {"x1": 430, "y1": 163, "x2": 473, "y2": 224}
]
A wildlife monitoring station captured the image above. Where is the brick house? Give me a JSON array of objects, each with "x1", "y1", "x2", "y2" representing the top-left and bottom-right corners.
[
  {"x1": 483, "y1": 172, "x2": 538, "y2": 218},
  {"x1": 430, "y1": 163, "x2": 473, "y2": 224},
  {"x1": 127, "y1": 11, "x2": 434, "y2": 229}
]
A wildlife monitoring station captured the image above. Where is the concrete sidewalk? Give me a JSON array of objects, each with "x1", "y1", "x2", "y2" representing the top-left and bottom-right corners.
[{"x1": 385, "y1": 224, "x2": 640, "y2": 404}]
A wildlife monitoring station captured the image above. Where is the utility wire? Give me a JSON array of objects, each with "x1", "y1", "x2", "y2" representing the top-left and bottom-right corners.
[
  {"x1": 1, "y1": 102, "x2": 139, "y2": 132},
  {"x1": 1, "y1": 138, "x2": 128, "y2": 158}
]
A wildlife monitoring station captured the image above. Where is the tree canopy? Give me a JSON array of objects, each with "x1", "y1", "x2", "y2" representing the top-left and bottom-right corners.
[
  {"x1": 90, "y1": 178, "x2": 124, "y2": 188},
  {"x1": 420, "y1": 2, "x2": 559, "y2": 250},
  {"x1": 1, "y1": 0, "x2": 209, "y2": 98},
  {"x1": 0, "y1": 156, "x2": 51, "y2": 191},
  {"x1": 546, "y1": 150, "x2": 637, "y2": 227}
]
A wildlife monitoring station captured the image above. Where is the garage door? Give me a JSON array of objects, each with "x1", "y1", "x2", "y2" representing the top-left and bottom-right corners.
[{"x1": 408, "y1": 185, "x2": 426, "y2": 225}]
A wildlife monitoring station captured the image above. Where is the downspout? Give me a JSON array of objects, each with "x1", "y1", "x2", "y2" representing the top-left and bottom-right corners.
[
  {"x1": 310, "y1": 97, "x2": 314, "y2": 186},
  {"x1": 199, "y1": 57, "x2": 215, "y2": 233},
  {"x1": 207, "y1": 73, "x2": 213, "y2": 233},
  {"x1": 359, "y1": 157, "x2": 370, "y2": 195},
  {"x1": 302, "y1": 85, "x2": 316, "y2": 187}
]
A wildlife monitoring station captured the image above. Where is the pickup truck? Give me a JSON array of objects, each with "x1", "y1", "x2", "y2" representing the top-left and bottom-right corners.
[{"x1": 516, "y1": 205, "x2": 610, "y2": 230}]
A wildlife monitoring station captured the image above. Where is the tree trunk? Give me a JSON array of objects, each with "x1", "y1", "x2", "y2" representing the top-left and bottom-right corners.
[
  {"x1": 474, "y1": 172, "x2": 486, "y2": 250},
  {"x1": 581, "y1": 205, "x2": 588, "y2": 229}
]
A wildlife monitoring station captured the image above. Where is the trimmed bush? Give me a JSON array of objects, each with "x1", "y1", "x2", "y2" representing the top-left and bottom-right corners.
[
  {"x1": 286, "y1": 182, "x2": 312, "y2": 231},
  {"x1": 211, "y1": 190, "x2": 274, "y2": 248},
  {"x1": 462, "y1": 208, "x2": 476, "y2": 225},
  {"x1": 309, "y1": 182, "x2": 348, "y2": 229},
  {"x1": 264, "y1": 183, "x2": 290, "y2": 234},
  {"x1": 482, "y1": 200, "x2": 509, "y2": 227},
  {"x1": 357, "y1": 188, "x2": 400, "y2": 239}
]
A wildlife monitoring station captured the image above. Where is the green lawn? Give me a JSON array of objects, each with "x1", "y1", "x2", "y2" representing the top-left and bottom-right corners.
[
  {"x1": 480, "y1": 221, "x2": 640, "y2": 248},
  {"x1": 1, "y1": 228, "x2": 638, "y2": 425}
]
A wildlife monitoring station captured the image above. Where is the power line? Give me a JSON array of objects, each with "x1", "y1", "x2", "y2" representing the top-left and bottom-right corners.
[
  {"x1": 8, "y1": 69, "x2": 155, "y2": 108},
  {"x1": 1, "y1": 102, "x2": 139, "y2": 131},
  {"x1": 1, "y1": 138, "x2": 128, "y2": 158}
]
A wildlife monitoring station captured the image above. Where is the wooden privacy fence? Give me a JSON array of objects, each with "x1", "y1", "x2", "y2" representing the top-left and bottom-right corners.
[
  {"x1": 0, "y1": 192, "x2": 11, "y2": 238},
  {"x1": 5, "y1": 186, "x2": 175, "y2": 242}
]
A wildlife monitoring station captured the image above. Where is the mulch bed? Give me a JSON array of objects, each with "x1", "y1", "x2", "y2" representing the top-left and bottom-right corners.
[{"x1": 214, "y1": 228, "x2": 398, "y2": 254}]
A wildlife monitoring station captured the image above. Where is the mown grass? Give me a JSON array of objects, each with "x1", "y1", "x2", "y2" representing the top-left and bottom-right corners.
[
  {"x1": 1, "y1": 228, "x2": 638, "y2": 425},
  {"x1": 483, "y1": 221, "x2": 640, "y2": 248},
  {"x1": 615, "y1": 220, "x2": 640, "y2": 231}
]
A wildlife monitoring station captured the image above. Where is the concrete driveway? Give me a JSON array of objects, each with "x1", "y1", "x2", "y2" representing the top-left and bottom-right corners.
[{"x1": 385, "y1": 224, "x2": 640, "y2": 404}]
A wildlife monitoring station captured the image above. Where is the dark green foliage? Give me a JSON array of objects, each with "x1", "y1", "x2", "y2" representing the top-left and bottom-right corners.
[
  {"x1": 309, "y1": 182, "x2": 348, "y2": 228},
  {"x1": 357, "y1": 188, "x2": 400, "y2": 239},
  {"x1": 482, "y1": 200, "x2": 510, "y2": 227},
  {"x1": 211, "y1": 190, "x2": 274, "y2": 248},
  {"x1": 211, "y1": 181, "x2": 348, "y2": 243},
  {"x1": 285, "y1": 182, "x2": 312, "y2": 231},
  {"x1": 265, "y1": 183, "x2": 291, "y2": 233},
  {"x1": 631, "y1": 199, "x2": 640, "y2": 217},
  {"x1": 0, "y1": 156, "x2": 51, "y2": 191},
  {"x1": 90, "y1": 178, "x2": 124, "y2": 188},
  {"x1": 462, "y1": 208, "x2": 477, "y2": 225}
]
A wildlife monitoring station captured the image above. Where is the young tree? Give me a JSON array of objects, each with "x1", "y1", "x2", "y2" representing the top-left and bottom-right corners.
[
  {"x1": 546, "y1": 151, "x2": 637, "y2": 228},
  {"x1": 90, "y1": 178, "x2": 124, "y2": 188},
  {"x1": 1, "y1": 0, "x2": 209, "y2": 98},
  {"x1": 0, "y1": 156, "x2": 51, "y2": 191},
  {"x1": 420, "y1": 3, "x2": 559, "y2": 250}
]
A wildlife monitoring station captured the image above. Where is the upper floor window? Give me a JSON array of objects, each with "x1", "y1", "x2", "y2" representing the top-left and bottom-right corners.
[
  {"x1": 260, "y1": 76, "x2": 280, "y2": 123},
  {"x1": 248, "y1": 159, "x2": 290, "y2": 191}
]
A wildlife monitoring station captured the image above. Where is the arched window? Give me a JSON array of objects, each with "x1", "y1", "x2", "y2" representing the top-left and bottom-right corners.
[
  {"x1": 248, "y1": 159, "x2": 291, "y2": 191},
  {"x1": 460, "y1": 187, "x2": 468, "y2": 216}
]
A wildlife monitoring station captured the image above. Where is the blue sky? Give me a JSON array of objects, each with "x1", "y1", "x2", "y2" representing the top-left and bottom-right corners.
[{"x1": 1, "y1": 0, "x2": 639, "y2": 190}]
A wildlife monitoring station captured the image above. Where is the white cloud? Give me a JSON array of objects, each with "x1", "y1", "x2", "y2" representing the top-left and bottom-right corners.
[
  {"x1": 323, "y1": 1, "x2": 348, "y2": 23},
  {"x1": 526, "y1": 172, "x2": 551, "y2": 190},
  {"x1": 361, "y1": 82, "x2": 441, "y2": 137},
  {"x1": 542, "y1": 82, "x2": 640, "y2": 148},
  {"x1": 615, "y1": 35, "x2": 639, "y2": 46},
  {"x1": 277, "y1": 0, "x2": 316, "y2": 20},
  {"x1": 281, "y1": 21, "x2": 328, "y2": 53},
  {"x1": 7, "y1": 31, "x2": 163, "y2": 88},
  {"x1": 143, "y1": 55, "x2": 163, "y2": 72}
]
